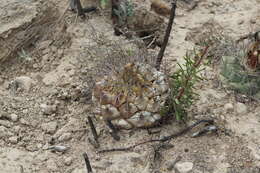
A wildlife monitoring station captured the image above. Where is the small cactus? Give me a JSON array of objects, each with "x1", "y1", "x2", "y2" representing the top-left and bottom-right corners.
[{"x1": 92, "y1": 62, "x2": 169, "y2": 129}]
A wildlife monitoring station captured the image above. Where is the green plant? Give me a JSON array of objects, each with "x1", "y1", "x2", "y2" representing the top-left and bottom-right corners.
[
  {"x1": 162, "y1": 47, "x2": 208, "y2": 121},
  {"x1": 18, "y1": 48, "x2": 32, "y2": 62},
  {"x1": 100, "y1": 0, "x2": 108, "y2": 9},
  {"x1": 113, "y1": 0, "x2": 134, "y2": 26}
]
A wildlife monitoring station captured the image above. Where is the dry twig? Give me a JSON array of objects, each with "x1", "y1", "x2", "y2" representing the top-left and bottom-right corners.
[{"x1": 98, "y1": 119, "x2": 214, "y2": 153}]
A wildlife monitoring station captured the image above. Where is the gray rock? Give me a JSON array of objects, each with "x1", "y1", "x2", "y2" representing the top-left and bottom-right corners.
[
  {"x1": 236, "y1": 102, "x2": 247, "y2": 114},
  {"x1": 175, "y1": 162, "x2": 193, "y2": 173},
  {"x1": 40, "y1": 104, "x2": 57, "y2": 115},
  {"x1": 224, "y1": 103, "x2": 234, "y2": 113},
  {"x1": 42, "y1": 121, "x2": 57, "y2": 134},
  {"x1": 10, "y1": 113, "x2": 19, "y2": 122},
  {"x1": 58, "y1": 132, "x2": 72, "y2": 142},
  {"x1": 12, "y1": 76, "x2": 35, "y2": 91},
  {"x1": 0, "y1": 120, "x2": 12, "y2": 128}
]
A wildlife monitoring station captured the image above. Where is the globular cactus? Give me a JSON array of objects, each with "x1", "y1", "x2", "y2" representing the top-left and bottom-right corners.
[{"x1": 92, "y1": 62, "x2": 169, "y2": 129}]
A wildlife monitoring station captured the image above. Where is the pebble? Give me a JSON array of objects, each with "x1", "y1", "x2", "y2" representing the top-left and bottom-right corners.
[
  {"x1": 42, "y1": 121, "x2": 58, "y2": 134},
  {"x1": 224, "y1": 103, "x2": 234, "y2": 112},
  {"x1": 40, "y1": 104, "x2": 57, "y2": 115},
  {"x1": 9, "y1": 136, "x2": 18, "y2": 144},
  {"x1": 64, "y1": 157, "x2": 73, "y2": 166},
  {"x1": 10, "y1": 113, "x2": 19, "y2": 122},
  {"x1": 175, "y1": 162, "x2": 194, "y2": 173},
  {"x1": 236, "y1": 102, "x2": 247, "y2": 114},
  {"x1": 58, "y1": 132, "x2": 72, "y2": 142},
  {"x1": 12, "y1": 76, "x2": 35, "y2": 91}
]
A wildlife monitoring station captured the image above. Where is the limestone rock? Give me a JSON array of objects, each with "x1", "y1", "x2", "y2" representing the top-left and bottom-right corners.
[
  {"x1": 236, "y1": 102, "x2": 247, "y2": 114},
  {"x1": 224, "y1": 103, "x2": 234, "y2": 113},
  {"x1": 175, "y1": 162, "x2": 194, "y2": 173}
]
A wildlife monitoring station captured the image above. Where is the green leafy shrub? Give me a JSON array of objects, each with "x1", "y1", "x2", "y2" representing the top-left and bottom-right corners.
[{"x1": 162, "y1": 48, "x2": 207, "y2": 121}]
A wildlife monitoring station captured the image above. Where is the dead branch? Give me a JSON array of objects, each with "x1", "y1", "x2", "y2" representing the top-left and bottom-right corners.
[
  {"x1": 155, "y1": 0, "x2": 177, "y2": 70},
  {"x1": 83, "y1": 152, "x2": 93, "y2": 173},
  {"x1": 98, "y1": 119, "x2": 214, "y2": 153},
  {"x1": 87, "y1": 116, "x2": 99, "y2": 143}
]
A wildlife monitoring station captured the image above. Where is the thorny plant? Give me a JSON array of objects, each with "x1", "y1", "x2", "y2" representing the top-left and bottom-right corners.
[{"x1": 162, "y1": 47, "x2": 209, "y2": 121}]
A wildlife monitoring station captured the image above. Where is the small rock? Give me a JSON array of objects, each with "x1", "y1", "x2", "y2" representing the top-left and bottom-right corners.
[
  {"x1": 58, "y1": 132, "x2": 72, "y2": 142},
  {"x1": 10, "y1": 113, "x2": 19, "y2": 122},
  {"x1": 224, "y1": 103, "x2": 234, "y2": 112},
  {"x1": 236, "y1": 102, "x2": 247, "y2": 114},
  {"x1": 175, "y1": 162, "x2": 193, "y2": 173},
  {"x1": 64, "y1": 157, "x2": 73, "y2": 166},
  {"x1": 12, "y1": 76, "x2": 35, "y2": 91},
  {"x1": 40, "y1": 104, "x2": 57, "y2": 115},
  {"x1": 0, "y1": 120, "x2": 12, "y2": 128},
  {"x1": 9, "y1": 136, "x2": 18, "y2": 144},
  {"x1": 42, "y1": 121, "x2": 57, "y2": 134}
]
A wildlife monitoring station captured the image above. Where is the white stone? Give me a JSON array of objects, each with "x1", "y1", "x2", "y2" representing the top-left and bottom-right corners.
[
  {"x1": 224, "y1": 103, "x2": 234, "y2": 112},
  {"x1": 153, "y1": 114, "x2": 161, "y2": 120},
  {"x1": 236, "y1": 102, "x2": 247, "y2": 114},
  {"x1": 114, "y1": 119, "x2": 131, "y2": 129},
  {"x1": 10, "y1": 113, "x2": 19, "y2": 122},
  {"x1": 175, "y1": 162, "x2": 194, "y2": 173}
]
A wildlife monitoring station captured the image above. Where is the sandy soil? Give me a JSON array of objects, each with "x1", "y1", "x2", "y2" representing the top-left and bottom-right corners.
[{"x1": 0, "y1": 0, "x2": 260, "y2": 173}]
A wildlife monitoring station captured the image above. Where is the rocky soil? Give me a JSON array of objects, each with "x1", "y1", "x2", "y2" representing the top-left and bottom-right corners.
[{"x1": 0, "y1": 0, "x2": 260, "y2": 173}]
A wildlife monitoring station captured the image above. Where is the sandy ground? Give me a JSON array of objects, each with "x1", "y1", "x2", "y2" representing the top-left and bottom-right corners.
[{"x1": 0, "y1": 0, "x2": 260, "y2": 172}]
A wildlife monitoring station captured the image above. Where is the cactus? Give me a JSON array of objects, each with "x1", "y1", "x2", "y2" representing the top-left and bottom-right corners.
[{"x1": 92, "y1": 62, "x2": 169, "y2": 129}]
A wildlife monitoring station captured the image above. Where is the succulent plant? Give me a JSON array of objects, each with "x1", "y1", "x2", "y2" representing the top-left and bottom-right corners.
[{"x1": 92, "y1": 62, "x2": 169, "y2": 129}]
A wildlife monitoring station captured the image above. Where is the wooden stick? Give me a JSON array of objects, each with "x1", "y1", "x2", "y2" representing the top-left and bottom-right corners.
[
  {"x1": 83, "y1": 152, "x2": 93, "y2": 173},
  {"x1": 87, "y1": 116, "x2": 99, "y2": 143},
  {"x1": 98, "y1": 119, "x2": 214, "y2": 153},
  {"x1": 155, "y1": 0, "x2": 177, "y2": 70}
]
